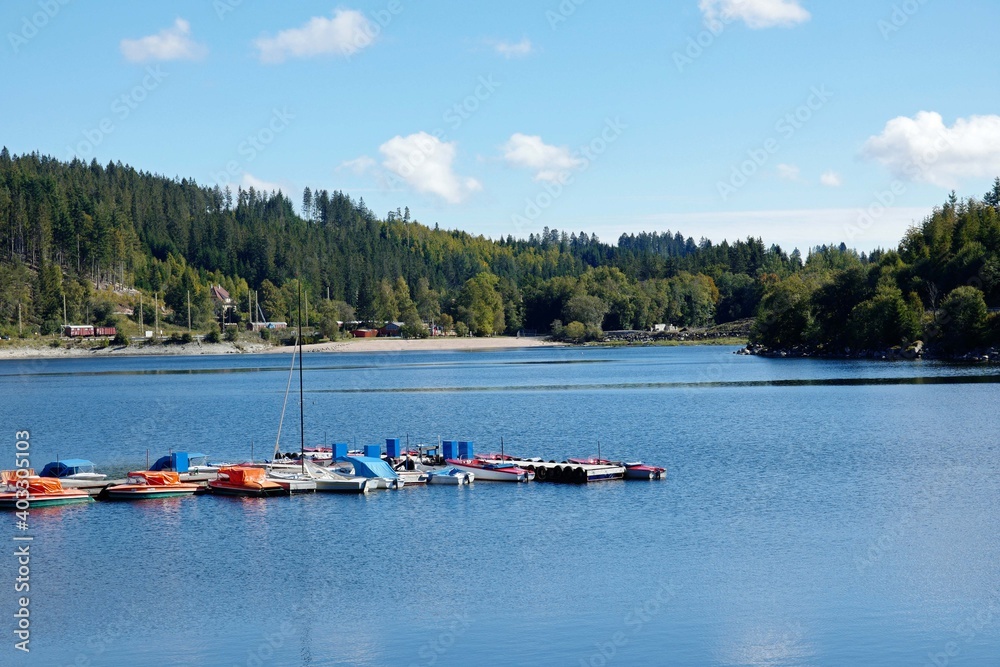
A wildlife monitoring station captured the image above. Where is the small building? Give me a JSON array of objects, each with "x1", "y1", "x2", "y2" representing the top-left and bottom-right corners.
[
  {"x1": 378, "y1": 322, "x2": 404, "y2": 337},
  {"x1": 210, "y1": 285, "x2": 232, "y2": 305},
  {"x1": 351, "y1": 328, "x2": 379, "y2": 338}
]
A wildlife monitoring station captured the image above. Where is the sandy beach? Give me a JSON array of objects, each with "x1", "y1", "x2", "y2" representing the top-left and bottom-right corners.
[{"x1": 0, "y1": 336, "x2": 562, "y2": 360}]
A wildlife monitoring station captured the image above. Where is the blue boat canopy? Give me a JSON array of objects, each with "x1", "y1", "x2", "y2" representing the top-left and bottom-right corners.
[
  {"x1": 40, "y1": 459, "x2": 96, "y2": 477},
  {"x1": 337, "y1": 456, "x2": 399, "y2": 479},
  {"x1": 149, "y1": 452, "x2": 207, "y2": 473}
]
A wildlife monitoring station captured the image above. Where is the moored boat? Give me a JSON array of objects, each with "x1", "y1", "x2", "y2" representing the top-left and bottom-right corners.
[
  {"x1": 209, "y1": 466, "x2": 287, "y2": 497},
  {"x1": 426, "y1": 467, "x2": 474, "y2": 485},
  {"x1": 333, "y1": 456, "x2": 405, "y2": 489},
  {"x1": 0, "y1": 471, "x2": 94, "y2": 508},
  {"x1": 568, "y1": 457, "x2": 666, "y2": 480},
  {"x1": 105, "y1": 471, "x2": 201, "y2": 500},
  {"x1": 268, "y1": 460, "x2": 373, "y2": 494},
  {"x1": 40, "y1": 459, "x2": 106, "y2": 481},
  {"x1": 445, "y1": 458, "x2": 533, "y2": 482}
]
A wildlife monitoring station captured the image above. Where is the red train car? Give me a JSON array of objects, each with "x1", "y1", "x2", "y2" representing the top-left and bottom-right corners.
[
  {"x1": 63, "y1": 325, "x2": 116, "y2": 337},
  {"x1": 64, "y1": 325, "x2": 95, "y2": 337}
]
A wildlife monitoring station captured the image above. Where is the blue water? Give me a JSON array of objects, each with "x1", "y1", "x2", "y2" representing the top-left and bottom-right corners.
[{"x1": 2, "y1": 346, "x2": 1000, "y2": 666}]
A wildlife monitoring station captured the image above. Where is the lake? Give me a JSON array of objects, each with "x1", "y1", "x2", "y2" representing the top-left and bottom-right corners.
[{"x1": 2, "y1": 345, "x2": 999, "y2": 666}]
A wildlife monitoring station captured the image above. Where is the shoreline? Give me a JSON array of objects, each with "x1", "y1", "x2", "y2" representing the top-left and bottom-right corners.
[{"x1": 0, "y1": 336, "x2": 565, "y2": 360}]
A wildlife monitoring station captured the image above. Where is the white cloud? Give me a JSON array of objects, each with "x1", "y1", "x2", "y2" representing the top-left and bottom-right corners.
[
  {"x1": 120, "y1": 18, "x2": 207, "y2": 63},
  {"x1": 699, "y1": 0, "x2": 810, "y2": 29},
  {"x1": 777, "y1": 163, "x2": 800, "y2": 181},
  {"x1": 338, "y1": 156, "x2": 376, "y2": 175},
  {"x1": 862, "y1": 111, "x2": 1000, "y2": 188},
  {"x1": 379, "y1": 132, "x2": 481, "y2": 204},
  {"x1": 254, "y1": 9, "x2": 375, "y2": 64},
  {"x1": 820, "y1": 170, "x2": 842, "y2": 187},
  {"x1": 502, "y1": 133, "x2": 585, "y2": 183},
  {"x1": 493, "y1": 37, "x2": 533, "y2": 59},
  {"x1": 241, "y1": 173, "x2": 284, "y2": 193}
]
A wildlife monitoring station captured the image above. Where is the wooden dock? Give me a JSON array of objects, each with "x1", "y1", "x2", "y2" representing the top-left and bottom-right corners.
[{"x1": 60, "y1": 472, "x2": 219, "y2": 497}]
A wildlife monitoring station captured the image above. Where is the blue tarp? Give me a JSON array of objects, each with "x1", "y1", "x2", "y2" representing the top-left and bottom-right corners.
[
  {"x1": 149, "y1": 452, "x2": 206, "y2": 473},
  {"x1": 337, "y1": 456, "x2": 399, "y2": 479},
  {"x1": 40, "y1": 459, "x2": 96, "y2": 477}
]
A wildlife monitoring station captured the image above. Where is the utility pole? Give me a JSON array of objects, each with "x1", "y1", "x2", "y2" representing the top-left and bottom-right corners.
[
  {"x1": 18, "y1": 303, "x2": 22, "y2": 336},
  {"x1": 154, "y1": 292, "x2": 159, "y2": 340},
  {"x1": 187, "y1": 290, "x2": 191, "y2": 332},
  {"x1": 139, "y1": 294, "x2": 143, "y2": 333},
  {"x1": 63, "y1": 293, "x2": 67, "y2": 326}
]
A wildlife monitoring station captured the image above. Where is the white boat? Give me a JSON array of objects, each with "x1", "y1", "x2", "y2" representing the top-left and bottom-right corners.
[
  {"x1": 268, "y1": 460, "x2": 373, "y2": 494},
  {"x1": 332, "y1": 456, "x2": 404, "y2": 489},
  {"x1": 426, "y1": 467, "x2": 474, "y2": 485},
  {"x1": 445, "y1": 459, "x2": 533, "y2": 482},
  {"x1": 40, "y1": 459, "x2": 106, "y2": 481}
]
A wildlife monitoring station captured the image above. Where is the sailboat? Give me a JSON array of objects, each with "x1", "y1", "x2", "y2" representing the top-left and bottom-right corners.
[{"x1": 265, "y1": 284, "x2": 372, "y2": 494}]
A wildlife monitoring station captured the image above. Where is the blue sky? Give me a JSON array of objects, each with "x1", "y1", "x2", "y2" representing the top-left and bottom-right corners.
[{"x1": 3, "y1": 0, "x2": 999, "y2": 253}]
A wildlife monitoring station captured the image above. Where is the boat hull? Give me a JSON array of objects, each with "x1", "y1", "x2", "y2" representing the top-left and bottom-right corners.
[
  {"x1": 0, "y1": 494, "x2": 93, "y2": 509},
  {"x1": 105, "y1": 485, "x2": 199, "y2": 500},
  {"x1": 207, "y1": 481, "x2": 287, "y2": 497},
  {"x1": 446, "y1": 460, "x2": 531, "y2": 482},
  {"x1": 624, "y1": 466, "x2": 665, "y2": 480},
  {"x1": 314, "y1": 478, "x2": 372, "y2": 494}
]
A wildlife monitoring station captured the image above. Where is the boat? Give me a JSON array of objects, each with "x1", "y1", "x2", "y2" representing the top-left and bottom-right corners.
[
  {"x1": 0, "y1": 471, "x2": 93, "y2": 508},
  {"x1": 426, "y1": 467, "x2": 474, "y2": 485},
  {"x1": 268, "y1": 460, "x2": 373, "y2": 494},
  {"x1": 105, "y1": 471, "x2": 201, "y2": 500},
  {"x1": 149, "y1": 452, "x2": 219, "y2": 474},
  {"x1": 39, "y1": 459, "x2": 106, "y2": 481},
  {"x1": 445, "y1": 458, "x2": 533, "y2": 482},
  {"x1": 208, "y1": 466, "x2": 287, "y2": 497},
  {"x1": 568, "y1": 458, "x2": 666, "y2": 480},
  {"x1": 333, "y1": 456, "x2": 404, "y2": 489}
]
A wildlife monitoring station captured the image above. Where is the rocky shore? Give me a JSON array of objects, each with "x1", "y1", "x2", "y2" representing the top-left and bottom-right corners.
[{"x1": 736, "y1": 340, "x2": 998, "y2": 363}]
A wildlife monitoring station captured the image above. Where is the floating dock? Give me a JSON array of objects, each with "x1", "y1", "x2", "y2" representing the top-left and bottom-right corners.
[{"x1": 507, "y1": 459, "x2": 625, "y2": 483}]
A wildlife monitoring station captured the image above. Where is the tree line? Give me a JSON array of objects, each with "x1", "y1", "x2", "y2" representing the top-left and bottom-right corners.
[{"x1": 1, "y1": 148, "x2": 996, "y2": 352}]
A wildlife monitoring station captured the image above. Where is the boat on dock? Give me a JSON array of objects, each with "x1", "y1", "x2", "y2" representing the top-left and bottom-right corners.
[
  {"x1": 40, "y1": 459, "x2": 106, "y2": 481},
  {"x1": 150, "y1": 452, "x2": 219, "y2": 475},
  {"x1": 105, "y1": 471, "x2": 201, "y2": 500},
  {"x1": 333, "y1": 456, "x2": 404, "y2": 489},
  {"x1": 208, "y1": 466, "x2": 287, "y2": 497},
  {"x1": 568, "y1": 458, "x2": 666, "y2": 480},
  {"x1": 268, "y1": 460, "x2": 373, "y2": 494},
  {"x1": 445, "y1": 458, "x2": 533, "y2": 482},
  {"x1": 426, "y1": 467, "x2": 474, "y2": 485},
  {"x1": 0, "y1": 471, "x2": 94, "y2": 508}
]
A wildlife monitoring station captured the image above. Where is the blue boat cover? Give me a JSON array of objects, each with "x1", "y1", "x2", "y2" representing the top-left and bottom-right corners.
[
  {"x1": 40, "y1": 459, "x2": 95, "y2": 477},
  {"x1": 149, "y1": 452, "x2": 207, "y2": 472},
  {"x1": 337, "y1": 456, "x2": 399, "y2": 479}
]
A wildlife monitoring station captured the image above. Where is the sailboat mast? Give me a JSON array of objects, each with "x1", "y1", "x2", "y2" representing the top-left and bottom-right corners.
[{"x1": 298, "y1": 281, "x2": 305, "y2": 474}]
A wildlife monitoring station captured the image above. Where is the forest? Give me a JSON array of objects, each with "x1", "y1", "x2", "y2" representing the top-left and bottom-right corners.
[{"x1": 0, "y1": 149, "x2": 998, "y2": 352}]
